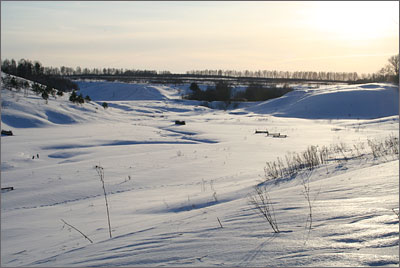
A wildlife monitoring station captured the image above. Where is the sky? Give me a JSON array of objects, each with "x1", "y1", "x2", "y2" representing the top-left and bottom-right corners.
[{"x1": 1, "y1": 1, "x2": 399, "y2": 74}]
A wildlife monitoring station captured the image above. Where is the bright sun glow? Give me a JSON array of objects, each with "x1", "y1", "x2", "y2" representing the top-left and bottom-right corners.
[{"x1": 306, "y1": 1, "x2": 399, "y2": 41}]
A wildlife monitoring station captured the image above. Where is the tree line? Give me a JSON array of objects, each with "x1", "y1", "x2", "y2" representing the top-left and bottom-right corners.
[
  {"x1": 2, "y1": 54, "x2": 398, "y2": 86},
  {"x1": 1, "y1": 59, "x2": 79, "y2": 92},
  {"x1": 187, "y1": 69, "x2": 360, "y2": 82},
  {"x1": 1, "y1": 61, "x2": 160, "y2": 77},
  {"x1": 187, "y1": 62, "x2": 398, "y2": 84},
  {"x1": 186, "y1": 54, "x2": 399, "y2": 84}
]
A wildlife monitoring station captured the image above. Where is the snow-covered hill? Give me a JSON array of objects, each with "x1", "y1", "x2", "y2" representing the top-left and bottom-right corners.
[
  {"x1": 243, "y1": 83, "x2": 399, "y2": 119},
  {"x1": 76, "y1": 80, "x2": 185, "y2": 101},
  {"x1": 1, "y1": 78, "x2": 399, "y2": 266}
]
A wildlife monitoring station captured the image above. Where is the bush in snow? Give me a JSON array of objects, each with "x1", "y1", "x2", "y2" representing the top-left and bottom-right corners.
[
  {"x1": 248, "y1": 185, "x2": 280, "y2": 233},
  {"x1": 78, "y1": 94, "x2": 85, "y2": 104},
  {"x1": 234, "y1": 83, "x2": 293, "y2": 102},
  {"x1": 1, "y1": 75, "x2": 23, "y2": 91},
  {"x1": 69, "y1": 90, "x2": 77, "y2": 102},
  {"x1": 263, "y1": 135, "x2": 399, "y2": 183},
  {"x1": 45, "y1": 85, "x2": 56, "y2": 98},
  {"x1": 10, "y1": 77, "x2": 18, "y2": 88},
  {"x1": 264, "y1": 145, "x2": 325, "y2": 181},
  {"x1": 41, "y1": 91, "x2": 49, "y2": 102},
  {"x1": 190, "y1": 82, "x2": 200, "y2": 92},
  {"x1": 28, "y1": 82, "x2": 55, "y2": 102},
  {"x1": 69, "y1": 90, "x2": 85, "y2": 104},
  {"x1": 367, "y1": 135, "x2": 399, "y2": 159},
  {"x1": 32, "y1": 83, "x2": 44, "y2": 95},
  {"x1": 185, "y1": 81, "x2": 232, "y2": 102}
]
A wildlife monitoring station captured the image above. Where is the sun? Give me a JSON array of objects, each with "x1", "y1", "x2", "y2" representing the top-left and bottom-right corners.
[{"x1": 305, "y1": 1, "x2": 399, "y2": 41}]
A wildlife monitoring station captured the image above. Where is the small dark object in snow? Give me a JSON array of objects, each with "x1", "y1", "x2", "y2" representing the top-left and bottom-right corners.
[
  {"x1": 255, "y1": 130, "x2": 269, "y2": 134},
  {"x1": 1, "y1": 187, "x2": 14, "y2": 192},
  {"x1": 271, "y1": 133, "x2": 288, "y2": 138},
  {"x1": 32, "y1": 156, "x2": 35, "y2": 159},
  {"x1": 175, "y1": 120, "x2": 186, "y2": 125},
  {"x1": 37, "y1": 154, "x2": 39, "y2": 159},
  {"x1": 1, "y1": 130, "x2": 13, "y2": 136}
]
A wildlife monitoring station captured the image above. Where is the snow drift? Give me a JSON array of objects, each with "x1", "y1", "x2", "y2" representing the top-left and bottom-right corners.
[
  {"x1": 244, "y1": 83, "x2": 399, "y2": 119},
  {"x1": 1, "y1": 77, "x2": 398, "y2": 267},
  {"x1": 75, "y1": 80, "x2": 184, "y2": 101}
]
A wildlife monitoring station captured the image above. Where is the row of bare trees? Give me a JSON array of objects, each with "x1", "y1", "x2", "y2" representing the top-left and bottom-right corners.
[
  {"x1": 187, "y1": 54, "x2": 399, "y2": 83},
  {"x1": 1, "y1": 59, "x2": 159, "y2": 77},
  {"x1": 2, "y1": 55, "x2": 398, "y2": 83},
  {"x1": 186, "y1": 69, "x2": 360, "y2": 82}
]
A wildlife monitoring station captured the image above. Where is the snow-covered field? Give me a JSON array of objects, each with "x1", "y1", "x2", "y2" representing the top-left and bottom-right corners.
[{"x1": 1, "y1": 78, "x2": 399, "y2": 266}]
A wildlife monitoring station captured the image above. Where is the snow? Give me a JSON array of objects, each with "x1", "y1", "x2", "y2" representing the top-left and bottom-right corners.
[
  {"x1": 1, "y1": 78, "x2": 399, "y2": 266},
  {"x1": 243, "y1": 83, "x2": 399, "y2": 119},
  {"x1": 76, "y1": 81, "x2": 185, "y2": 101}
]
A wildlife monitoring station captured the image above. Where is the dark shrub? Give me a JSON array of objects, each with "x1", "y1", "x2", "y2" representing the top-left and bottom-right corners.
[{"x1": 235, "y1": 84, "x2": 293, "y2": 101}]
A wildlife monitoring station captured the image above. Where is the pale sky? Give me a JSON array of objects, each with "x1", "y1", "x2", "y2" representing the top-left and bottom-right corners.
[{"x1": 1, "y1": 1, "x2": 399, "y2": 74}]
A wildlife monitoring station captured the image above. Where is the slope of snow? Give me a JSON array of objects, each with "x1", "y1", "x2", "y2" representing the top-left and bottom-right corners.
[
  {"x1": 243, "y1": 83, "x2": 399, "y2": 119},
  {"x1": 1, "y1": 90, "x2": 110, "y2": 129},
  {"x1": 76, "y1": 81, "x2": 185, "y2": 101},
  {"x1": 1, "y1": 79, "x2": 398, "y2": 267}
]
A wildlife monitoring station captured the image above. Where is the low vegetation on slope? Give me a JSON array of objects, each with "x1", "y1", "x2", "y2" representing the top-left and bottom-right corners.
[{"x1": 184, "y1": 81, "x2": 293, "y2": 103}]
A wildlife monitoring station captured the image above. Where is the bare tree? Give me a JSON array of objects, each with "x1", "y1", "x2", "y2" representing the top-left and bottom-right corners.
[{"x1": 387, "y1": 54, "x2": 399, "y2": 83}]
